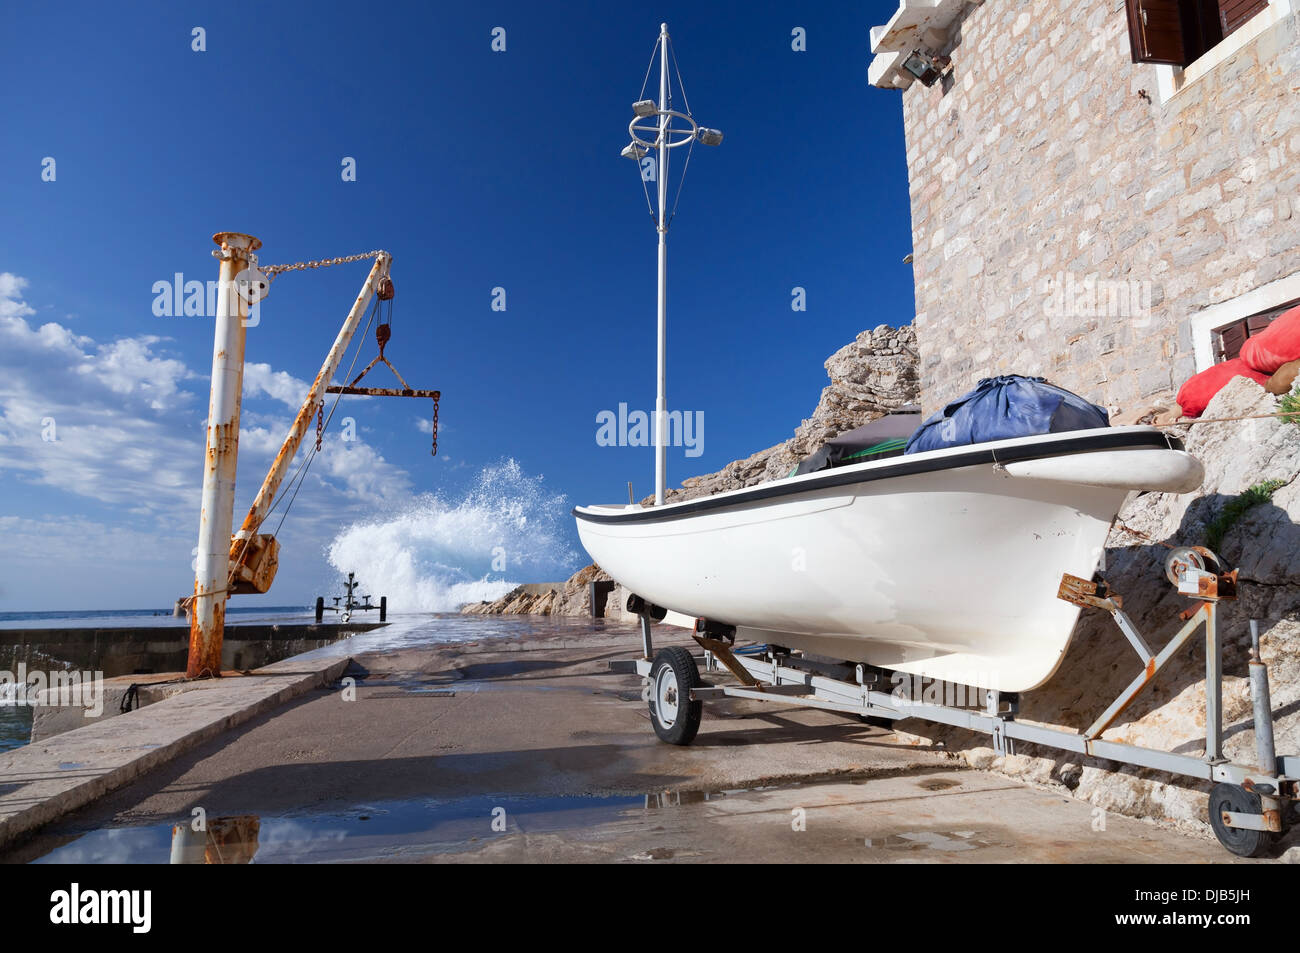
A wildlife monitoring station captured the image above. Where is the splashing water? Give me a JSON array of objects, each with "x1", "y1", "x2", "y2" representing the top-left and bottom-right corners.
[{"x1": 326, "y1": 460, "x2": 580, "y2": 612}]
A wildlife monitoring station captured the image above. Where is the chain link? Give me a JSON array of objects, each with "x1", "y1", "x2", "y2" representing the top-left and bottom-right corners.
[
  {"x1": 259, "y1": 250, "x2": 388, "y2": 280},
  {"x1": 431, "y1": 394, "x2": 439, "y2": 457}
]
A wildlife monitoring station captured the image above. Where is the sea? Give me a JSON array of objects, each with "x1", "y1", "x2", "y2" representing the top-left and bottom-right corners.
[{"x1": 0, "y1": 458, "x2": 585, "y2": 752}]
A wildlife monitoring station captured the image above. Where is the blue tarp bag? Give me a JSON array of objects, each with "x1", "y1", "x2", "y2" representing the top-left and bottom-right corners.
[{"x1": 903, "y1": 375, "x2": 1109, "y2": 455}]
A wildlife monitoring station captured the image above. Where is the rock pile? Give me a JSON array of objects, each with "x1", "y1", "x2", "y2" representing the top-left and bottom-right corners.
[
  {"x1": 460, "y1": 564, "x2": 613, "y2": 617},
  {"x1": 661, "y1": 324, "x2": 920, "y2": 503}
]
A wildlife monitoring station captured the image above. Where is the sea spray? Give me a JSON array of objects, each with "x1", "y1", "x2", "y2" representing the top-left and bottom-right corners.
[{"x1": 325, "y1": 460, "x2": 579, "y2": 612}]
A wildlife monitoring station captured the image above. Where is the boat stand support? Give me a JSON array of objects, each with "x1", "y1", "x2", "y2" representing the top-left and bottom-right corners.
[{"x1": 618, "y1": 560, "x2": 1296, "y2": 857}]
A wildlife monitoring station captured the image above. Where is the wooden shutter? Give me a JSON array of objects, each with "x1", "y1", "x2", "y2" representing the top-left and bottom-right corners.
[
  {"x1": 1126, "y1": 0, "x2": 1189, "y2": 65},
  {"x1": 1212, "y1": 301, "x2": 1297, "y2": 364},
  {"x1": 1247, "y1": 312, "x2": 1276, "y2": 334},
  {"x1": 1219, "y1": 0, "x2": 1269, "y2": 36},
  {"x1": 1216, "y1": 319, "x2": 1248, "y2": 362}
]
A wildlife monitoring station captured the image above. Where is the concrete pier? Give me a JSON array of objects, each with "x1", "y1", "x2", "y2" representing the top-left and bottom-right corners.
[{"x1": 0, "y1": 617, "x2": 1277, "y2": 864}]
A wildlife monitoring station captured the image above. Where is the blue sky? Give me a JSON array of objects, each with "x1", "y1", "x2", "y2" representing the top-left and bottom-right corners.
[{"x1": 0, "y1": 0, "x2": 915, "y2": 609}]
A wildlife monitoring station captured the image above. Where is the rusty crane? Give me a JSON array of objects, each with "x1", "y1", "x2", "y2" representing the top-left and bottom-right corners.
[{"x1": 184, "y1": 232, "x2": 438, "y2": 678}]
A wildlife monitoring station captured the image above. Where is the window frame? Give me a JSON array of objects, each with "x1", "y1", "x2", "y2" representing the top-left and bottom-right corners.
[
  {"x1": 1152, "y1": 0, "x2": 1293, "y2": 103},
  {"x1": 1192, "y1": 273, "x2": 1300, "y2": 372}
]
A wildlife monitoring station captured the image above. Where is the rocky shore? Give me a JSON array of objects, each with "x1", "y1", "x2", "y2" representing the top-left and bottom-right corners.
[{"x1": 460, "y1": 564, "x2": 614, "y2": 618}]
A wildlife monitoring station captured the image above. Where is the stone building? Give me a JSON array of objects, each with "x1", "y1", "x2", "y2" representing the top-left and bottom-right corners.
[{"x1": 869, "y1": 0, "x2": 1300, "y2": 415}]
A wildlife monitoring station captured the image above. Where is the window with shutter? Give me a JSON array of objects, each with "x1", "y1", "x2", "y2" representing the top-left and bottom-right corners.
[
  {"x1": 1127, "y1": 0, "x2": 1273, "y2": 67},
  {"x1": 1211, "y1": 299, "x2": 1297, "y2": 363}
]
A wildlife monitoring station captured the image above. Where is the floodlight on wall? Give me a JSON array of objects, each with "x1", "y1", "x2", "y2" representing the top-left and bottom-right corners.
[
  {"x1": 901, "y1": 49, "x2": 949, "y2": 87},
  {"x1": 632, "y1": 99, "x2": 659, "y2": 118},
  {"x1": 621, "y1": 141, "x2": 648, "y2": 160},
  {"x1": 695, "y1": 127, "x2": 724, "y2": 146}
]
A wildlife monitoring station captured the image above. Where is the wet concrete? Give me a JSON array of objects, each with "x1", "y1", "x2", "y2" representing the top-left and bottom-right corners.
[{"x1": 0, "y1": 617, "x2": 1256, "y2": 863}]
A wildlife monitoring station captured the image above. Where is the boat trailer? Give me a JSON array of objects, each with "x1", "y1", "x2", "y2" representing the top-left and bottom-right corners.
[
  {"x1": 618, "y1": 547, "x2": 1296, "y2": 858},
  {"x1": 314, "y1": 571, "x2": 387, "y2": 624}
]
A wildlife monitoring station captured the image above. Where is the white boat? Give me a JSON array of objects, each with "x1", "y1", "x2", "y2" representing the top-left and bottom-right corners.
[{"x1": 575, "y1": 426, "x2": 1203, "y2": 692}]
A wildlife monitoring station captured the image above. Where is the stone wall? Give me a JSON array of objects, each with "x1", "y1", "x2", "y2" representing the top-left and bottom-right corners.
[{"x1": 900, "y1": 1, "x2": 1300, "y2": 415}]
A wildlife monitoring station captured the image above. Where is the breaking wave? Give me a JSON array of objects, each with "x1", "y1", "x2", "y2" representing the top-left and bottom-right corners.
[{"x1": 325, "y1": 460, "x2": 580, "y2": 612}]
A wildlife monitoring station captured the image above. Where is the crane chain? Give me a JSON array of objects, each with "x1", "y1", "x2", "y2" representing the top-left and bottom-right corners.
[
  {"x1": 431, "y1": 394, "x2": 439, "y2": 457},
  {"x1": 259, "y1": 250, "x2": 388, "y2": 280}
]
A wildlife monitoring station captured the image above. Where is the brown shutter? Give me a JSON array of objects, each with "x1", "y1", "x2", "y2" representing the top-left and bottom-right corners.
[
  {"x1": 1247, "y1": 313, "x2": 1275, "y2": 334},
  {"x1": 1216, "y1": 320, "x2": 1248, "y2": 361},
  {"x1": 1219, "y1": 0, "x2": 1269, "y2": 36},
  {"x1": 1126, "y1": 0, "x2": 1190, "y2": 65}
]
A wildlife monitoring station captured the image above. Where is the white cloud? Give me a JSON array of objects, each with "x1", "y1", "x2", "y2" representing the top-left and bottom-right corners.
[
  {"x1": 243, "y1": 362, "x2": 311, "y2": 410},
  {"x1": 0, "y1": 275, "x2": 417, "y2": 578},
  {"x1": 78, "y1": 336, "x2": 195, "y2": 411}
]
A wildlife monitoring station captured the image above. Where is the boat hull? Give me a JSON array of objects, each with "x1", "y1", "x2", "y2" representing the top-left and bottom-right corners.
[{"x1": 575, "y1": 428, "x2": 1202, "y2": 692}]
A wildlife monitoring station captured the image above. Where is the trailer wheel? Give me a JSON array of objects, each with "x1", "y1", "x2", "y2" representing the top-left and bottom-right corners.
[
  {"x1": 1208, "y1": 782, "x2": 1274, "y2": 858},
  {"x1": 649, "y1": 647, "x2": 702, "y2": 746}
]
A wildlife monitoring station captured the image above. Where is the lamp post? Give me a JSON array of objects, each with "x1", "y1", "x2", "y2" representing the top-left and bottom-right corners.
[{"x1": 622, "y1": 23, "x2": 722, "y2": 506}]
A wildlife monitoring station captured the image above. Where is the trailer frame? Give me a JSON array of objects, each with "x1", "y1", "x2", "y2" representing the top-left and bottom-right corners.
[{"x1": 616, "y1": 564, "x2": 1297, "y2": 857}]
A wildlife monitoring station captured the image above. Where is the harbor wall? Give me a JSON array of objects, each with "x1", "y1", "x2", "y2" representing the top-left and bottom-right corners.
[{"x1": 0, "y1": 623, "x2": 380, "y2": 679}]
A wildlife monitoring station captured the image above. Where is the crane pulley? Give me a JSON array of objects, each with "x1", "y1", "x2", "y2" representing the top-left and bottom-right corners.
[{"x1": 325, "y1": 274, "x2": 440, "y2": 456}]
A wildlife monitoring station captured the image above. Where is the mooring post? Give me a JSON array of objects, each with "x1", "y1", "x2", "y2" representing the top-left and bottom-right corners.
[{"x1": 188, "y1": 231, "x2": 260, "y2": 678}]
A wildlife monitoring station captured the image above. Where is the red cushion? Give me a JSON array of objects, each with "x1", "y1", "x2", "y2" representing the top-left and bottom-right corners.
[
  {"x1": 1241, "y1": 304, "x2": 1300, "y2": 374},
  {"x1": 1175, "y1": 358, "x2": 1270, "y2": 418}
]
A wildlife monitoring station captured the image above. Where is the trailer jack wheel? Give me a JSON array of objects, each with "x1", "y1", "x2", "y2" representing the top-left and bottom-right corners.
[
  {"x1": 649, "y1": 647, "x2": 703, "y2": 746},
  {"x1": 1208, "y1": 782, "x2": 1275, "y2": 858}
]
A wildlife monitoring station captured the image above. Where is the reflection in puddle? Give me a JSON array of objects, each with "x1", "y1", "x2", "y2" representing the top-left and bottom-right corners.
[
  {"x1": 865, "y1": 830, "x2": 993, "y2": 852},
  {"x1": 170, "y1": 815, "x2": 260, "y2": 864},
  {"x1": 33, "y1": 786, "x2": 765, "y2": 864},
  {"x1": 33, "y1": 795, "x2": 644, "y2": 864},
  {"x1": 643, "y1": 790, "x2": 719, "y2": 809}
]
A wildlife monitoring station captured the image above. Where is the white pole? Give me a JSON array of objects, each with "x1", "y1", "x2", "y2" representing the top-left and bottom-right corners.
[
  {"x1": 189, "y1": 231, "x2": 259, "y2": 678},
  {"x1": 654, "y1": 22, "x2": 670, "y2": 506}
]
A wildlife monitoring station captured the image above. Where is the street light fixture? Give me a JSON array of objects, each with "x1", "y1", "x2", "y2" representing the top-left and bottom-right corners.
[{"x1": 621, "y1": 23, "x2": 723, "y2": 506}]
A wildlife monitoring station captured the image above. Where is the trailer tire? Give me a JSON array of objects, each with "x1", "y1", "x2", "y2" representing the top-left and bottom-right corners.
[
  {"x1": 649, "y1": 647, "x2": 702, "y2": 746},
  {"x1": 1208, "y1": 782, "x2": 1275, "y2": 858}
]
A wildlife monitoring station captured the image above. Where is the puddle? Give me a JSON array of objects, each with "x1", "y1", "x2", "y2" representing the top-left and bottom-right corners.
[
  {"x1": 916, "y1": 777, "x2": 961, "y2": 791},
  {"x1": 28, "y1": 775, "x2": 974, "y2": 863},
  {"x1": 31, "y1": 795, "x2": 644, "y2": 864},
  {"x1": 30, "y1": 783, "x2": 772, "y2": 864}
]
